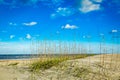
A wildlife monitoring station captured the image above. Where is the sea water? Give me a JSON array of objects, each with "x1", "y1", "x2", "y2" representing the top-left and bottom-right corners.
[{"x1": 0, "y1": 54, "x2": 37, "y2": 60}]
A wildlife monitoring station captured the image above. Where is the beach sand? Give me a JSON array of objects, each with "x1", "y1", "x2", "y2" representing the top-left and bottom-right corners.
[{"x1": 0, "y1": 54, "x2": 120, "y2": 80}]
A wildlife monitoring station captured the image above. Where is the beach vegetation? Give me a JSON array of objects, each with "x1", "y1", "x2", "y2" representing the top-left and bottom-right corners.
[
  {"x1": 8, "y1": 62, "x2": 18, "y2": 66},
  {"x1": 30, "y1": 54, "x2": 95, "y2": 72}
]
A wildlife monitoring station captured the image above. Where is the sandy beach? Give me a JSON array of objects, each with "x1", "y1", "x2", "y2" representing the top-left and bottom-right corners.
[{"x1": 0, "y1": 54, "x2": 120, "y2": 80}]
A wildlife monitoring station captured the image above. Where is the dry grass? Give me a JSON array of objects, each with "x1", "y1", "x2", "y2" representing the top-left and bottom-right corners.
[{"x1": 29, "y1": 54, "x2": 95, "y2": 72}]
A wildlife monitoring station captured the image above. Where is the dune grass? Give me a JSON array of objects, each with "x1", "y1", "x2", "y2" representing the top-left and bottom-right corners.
[
  {"x1": 30, "y1": 54, "x2": 95, "y2": 72},
  {"x1": 8, "y1": 62, "x2": 18, "y2": 66},
  {"x1": 30, "y1": 58, "x2": 67, "y2": 72}
]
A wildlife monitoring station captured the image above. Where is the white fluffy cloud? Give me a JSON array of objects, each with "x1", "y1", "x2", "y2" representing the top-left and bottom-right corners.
[
  {"x1": 79, "y1": 0, "x2": 102, "y2": 13},
  {"x1": 62, "y1": 24, "x2": 78, "y2": 29},
  {"x1": 23, "y1": 22, "x2": 37, "y2": 26},
  {"x1": 56, "y1": 7, "x2": 74, "y2": 16},
  {"x1": 51, "y1": 7, "x2": 75, "y2": 18},
  {"x1": 10, "y1": 35, "x2": 15, "y2": 39},
  {"x1": 26, "y1": 34, "x2": 31, "y2": 39}
]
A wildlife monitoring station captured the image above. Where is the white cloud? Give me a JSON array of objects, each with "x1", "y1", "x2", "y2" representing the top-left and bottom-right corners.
[
  {"x1": 9, "y1": 22, "x2": 17, "y2": 26},
  {"x1": 62, "y1": 24, "x2": 78, "y2": 29},
  {"x1": 79, "y1": 0, "x2": 102, "y2": 13},
  {"x1": 10, "y1": 35, "x2": 15, "y2": 39},
  {"x1": 56, "y1": 7, "x2": 75, "y2": 16},
  {"x1": 26, "y1": 34, "x2": 31, "y2": 39},
  {"x1": 51, "y1": 7, "x2": 75, "y2": 18},
  {"x1": 50, "y1": 13, "x2": 57, "y2": 19},
  {"x1": 112, "y1": 29, "x2": 118, "y2": 33},
  {"x1": 23, "y1": 22, "x2": 37, "y2": 26}
]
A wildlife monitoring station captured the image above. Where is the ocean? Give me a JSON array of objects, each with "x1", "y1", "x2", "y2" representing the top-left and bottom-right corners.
[
  {"x1": 0, "y1": 54, "x2": 37, "y2": 60},
  {"x1": 0, "y1": 54, "x2": 96, "y2": 60},
  {"x1": 0, "y1": 54, "x2": 62, "y2": 60}
]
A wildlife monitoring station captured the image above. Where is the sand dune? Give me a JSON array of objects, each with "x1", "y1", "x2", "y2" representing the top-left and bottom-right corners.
[{"x1": 0, "y1": 54, "x2": 120, "y2": 80}]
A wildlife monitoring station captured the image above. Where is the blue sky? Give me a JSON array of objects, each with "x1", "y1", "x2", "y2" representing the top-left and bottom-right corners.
[{"x1": 0, "y1": 0, "x2": 120, "y2": 54}]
